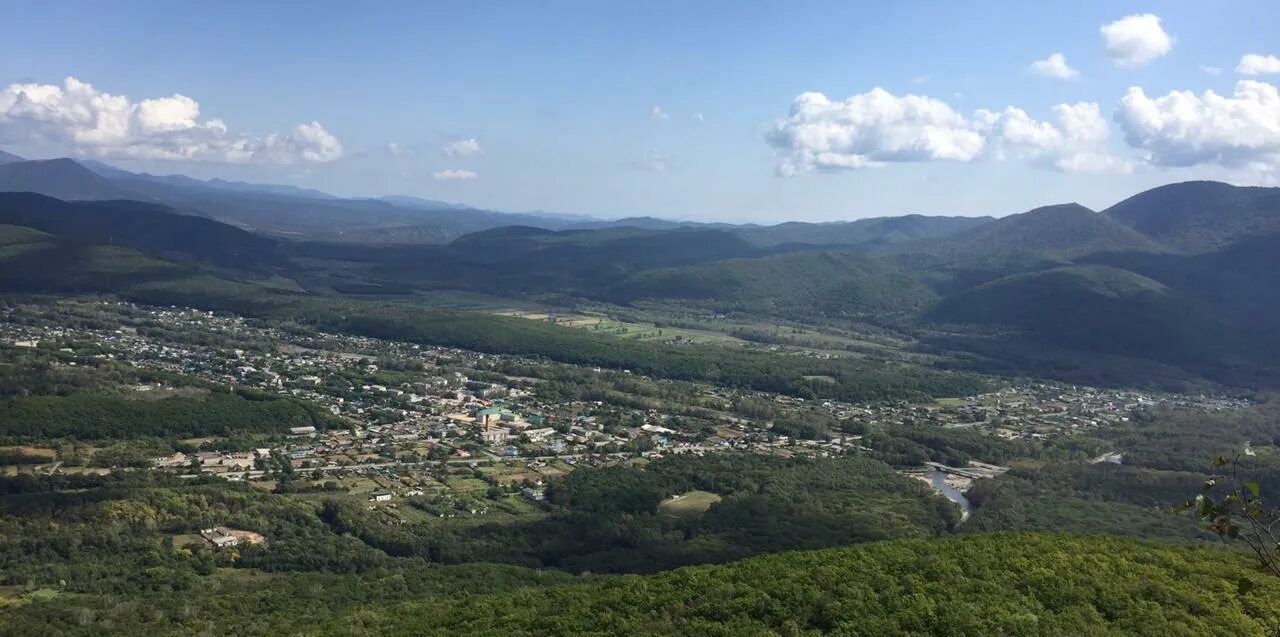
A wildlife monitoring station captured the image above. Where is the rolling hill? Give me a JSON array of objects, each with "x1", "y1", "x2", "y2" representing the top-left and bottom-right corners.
[
  {"x1": 1104, "y1": 180, "x2": 1280, "y2": 253},
  {"x1": 300, "y1": 534, "x2": 1280, "y2": 636},
  {"x1": 902, "y1": 203, "x2": 1166, "y2": 272},
  {"x1": 0, "y1": 192, "x2": 283, "y2": 271},
  {"x1": 1, "y1": 172, "x2": 1279, "y2": 389},
  {"x1": 732, "y1": 214, "x2": 991, "y2": 249},
  {"x1": 609, "y1": 250, "x2": 937, "y2": 317},
  {"x1": 926, "y1": 264, "x2": 1227, "y2": 365},
  {"x1": 0, "y1": 158, "x2": 138, "y2": 201}
]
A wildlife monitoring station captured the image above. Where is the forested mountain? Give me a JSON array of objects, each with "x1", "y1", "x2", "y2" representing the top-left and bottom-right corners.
[
  {"x1": 731, "y1": 214, "x2": 991, "y2": 249},
  {"x1": 609, "y1": 251, "x2": 937, "y2": 317},
  {"x1": 0, "y1": 171, "x2": 1278, "y2": 389},
  {"x1": 0, "y1": 192, "x2": 283, "y2": 271},
  {"x1": 1104, "y1": 181, "x2": 1280, "y2": 253},
  {"x1": 0, "y1": 158, "x2": 138, "y2": 201},
  {"x1": 926, "y1": 264, "x2": 1230, "y2": 365},
  {"x1": 895, "y1": 203, "x2": 1166, "y2": 274},
  {"x1": 310, "y1": 534, "x2": 1280, "y2": 637}
]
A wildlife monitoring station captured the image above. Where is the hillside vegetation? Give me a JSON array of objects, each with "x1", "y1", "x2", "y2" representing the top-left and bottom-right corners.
[
  {"x1": 18, "y1": 534, "x2": 1256, "y2": 637},
  {"x1": 2, "y1": 176, "x2": 1280, "y2": 389}
]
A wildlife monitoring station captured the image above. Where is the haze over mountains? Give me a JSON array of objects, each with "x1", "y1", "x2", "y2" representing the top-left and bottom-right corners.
[
  {"x1": 1, "y1": 150, "x2": 1278, "y2": 389},
  {"x1": 0, "y1": 152, "x2": 986, "y2": 243}
]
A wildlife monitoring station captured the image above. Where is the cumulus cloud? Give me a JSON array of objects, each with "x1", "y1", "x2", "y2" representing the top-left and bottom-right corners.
[
  {"x1": 1101, "y1": 14, "x2": 1173, "y2": 68},
  {"x1": 444, "y1": 138, "x2": 483, "y2": 156},
  {"x1": 977, "y1": 102, "x2": 1132, "y2": 174},
  {"x1": 768, "y1": 88, "x2": 1127, "y2": 176},
  {"x1": 767, "y1": 89, "x2": 985, "y2": 175},
  {"x1": 432, "y1": 169, "x2": 478, "y2": 181},
  {"x1": 0, "y1": 77, "x2": 342, "y2": 163},
  {"x1": 1030, "y1": 53, "x2": 1080, "y2": 79},
  {"x1": 650, "y1": 106, "x2": 669, "y2": 121},
  {"x1": 1115, "y1": 80, "x2": 1280, "y2": 173},
  {"x1": 1238, "y1": 53, "x2": 1280, "y2": 76}
]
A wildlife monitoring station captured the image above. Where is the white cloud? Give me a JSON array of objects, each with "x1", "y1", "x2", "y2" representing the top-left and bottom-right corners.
[
  {"x1": 692, "y1": 112, "x2": 704, "y2": 123},
  {"x1": 0, "y1": 76, "x2": 342, "y2": 163},
  {"x1": 1100, "y1": 14, "x2": 1173, "y2": 68},
  {"x1": 911, "y1": 75, "x2": 931, "y2": 85},
  {"x1": 768, "y1": 88, "x2": 1127, "y2": 176},
  {"x1": 444, "y1": 138, "x2": 483, "y2": 156},
  {"x1": 767, "y1": 89, "x2": 985, "y2": 175},
  {"x1": 1238, "y1": 53, "x2": 1280, "y2": 76},
  {"x1": 977, "y1": 102, "x2": 1132, "y2": 174},
  {"x1": 1115, "y1": 80, "x2": 1280, "y2": 172},
  {"x1": 432, "y1": 169, "x2": 478, "y2": 181},
  {"x1": 650, "y1": 106, "x2": 669, "y2": 121},
  {"x1": 1030, "y1": 53, "x2": 1080, "y2": 79},
  {"x1": 1200, "y1": 65, "x2": 1223, "y2": 76}
]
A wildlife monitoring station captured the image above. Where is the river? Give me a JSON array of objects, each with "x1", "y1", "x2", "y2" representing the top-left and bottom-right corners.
[{"x1": 926, "y1": 469, "x2": 973, "y2": 521}]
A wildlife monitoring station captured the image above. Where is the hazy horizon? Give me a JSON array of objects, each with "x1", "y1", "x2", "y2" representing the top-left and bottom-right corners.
[{"x1": 2, "y1": 1, "x2": 1278, "y2": 223}]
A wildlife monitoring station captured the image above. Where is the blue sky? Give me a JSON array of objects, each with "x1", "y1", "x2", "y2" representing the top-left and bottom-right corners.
[{"x1": 2, "y1": 1, "x2": 1278, "y2": 222}]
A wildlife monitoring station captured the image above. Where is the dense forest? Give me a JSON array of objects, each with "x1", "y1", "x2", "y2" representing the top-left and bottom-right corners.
[
  {"x1": 0, "y1": 390, "x2": 335, "y2": 440},
  {"x1": 5, "y1": 529, "x2": 1278, "y2": 636},
  {"x1": 322, "y1": 454, "x2": 959, "y2": 573}
]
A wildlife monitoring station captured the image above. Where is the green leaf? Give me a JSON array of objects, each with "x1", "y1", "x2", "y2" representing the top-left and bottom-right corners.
[{"x1": 1246, "y1": 481, "x2": 1260, "y2": 497}]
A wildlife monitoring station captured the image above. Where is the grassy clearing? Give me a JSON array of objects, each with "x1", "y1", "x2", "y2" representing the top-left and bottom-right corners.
[
  {"x1": 0, "y1": 446, "x2": 56, "y2": 461},
  {"x1": 444, "y1": 477, "x2": 490, "y2": 493},
  {"x1": 658, "y1": 490, "x2": 722, "y2": 519}
]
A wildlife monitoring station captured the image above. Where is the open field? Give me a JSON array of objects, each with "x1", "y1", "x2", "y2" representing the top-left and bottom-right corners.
[
  {"x1": 0, "y1": 446, "x2": 56, "y2": 461},
  {"x1": 658, "y1": 490, "x2": 722, "y2": 519}
]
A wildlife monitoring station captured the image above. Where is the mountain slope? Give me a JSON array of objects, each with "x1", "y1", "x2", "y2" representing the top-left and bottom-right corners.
[
  {"x1": 78, "y1": 159, "x2": 338, "y2": 200},
  {"x1": 293, "y1": 226, "x2": 769, "y2": 295},
  {"x1": 609, "y1": 250, "x2": 936, "y2": 317},
  {"x1": 0, "y1": 158, "x2": 138, "y2": 200},
  {"x1": 0, "y1": 192, "x2": 283, "y2": 271},
  {"x1": 1104, "y1": 180, "x2": 1280, "y2": 253},
  {"x1": 316, "y1": 534, "x2": 1280, "y2": 637},
  {"x1": 734, "y1": 214, "x2": 992, "y2": 249},
  {"x1": 926, "y1": 203, "x2": 1166, "y2": 264},
  {"x1": 0, "y1": 149, "x2": 24, "y2": 164},
  {"x1": 927, "y1": 264, "x2": 1229, "y2": 365},
  {"x1": 0, "y1": 222, "x2": 194, "y2": 294}
]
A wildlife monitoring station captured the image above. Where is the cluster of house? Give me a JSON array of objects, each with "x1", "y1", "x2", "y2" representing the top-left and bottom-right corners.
[
  {"x1": 199, "y1": 526, "x2": 266, "y2": 548},
  {"x1": 0, "y1": 301, "x2": 1252, "y2": 494}
]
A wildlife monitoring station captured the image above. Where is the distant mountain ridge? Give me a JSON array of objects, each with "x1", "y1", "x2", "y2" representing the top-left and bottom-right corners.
[
  {"x1": 2, "y1": 154, "x2": 1279, "y2": 388},
  {"x1": 0, "y1": 158, "x2": 139, "y2": 201}
]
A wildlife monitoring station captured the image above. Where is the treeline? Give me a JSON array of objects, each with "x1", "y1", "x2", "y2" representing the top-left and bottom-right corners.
[
  {"x1": 120, "y1": 277, "x2": 988, "y2": 403},
  {"x1": 961, "y1": 400, "x2": 1280, "y2": 542},
  {"x1": 0, "y1": 389, "x2": 337, "y2": 440},
  {"x1": 13, "y1": 534, "x2": 1271, "y2": 636},
  {"x1": 963, "y1": 463, "x2": 1211, "y2": 541},
  {"x1": 328, "y1": 534, "x2": 1280, "y2": 637},
  {"x1": 0, "y1": 473, "x2": 385, "y2": 594},
  {"x1": 324, "y1": 304, "x2": 986, "y2": 403},
  {"x1": 322, "y1": 454, "x2": 959, "y2": 574}
]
